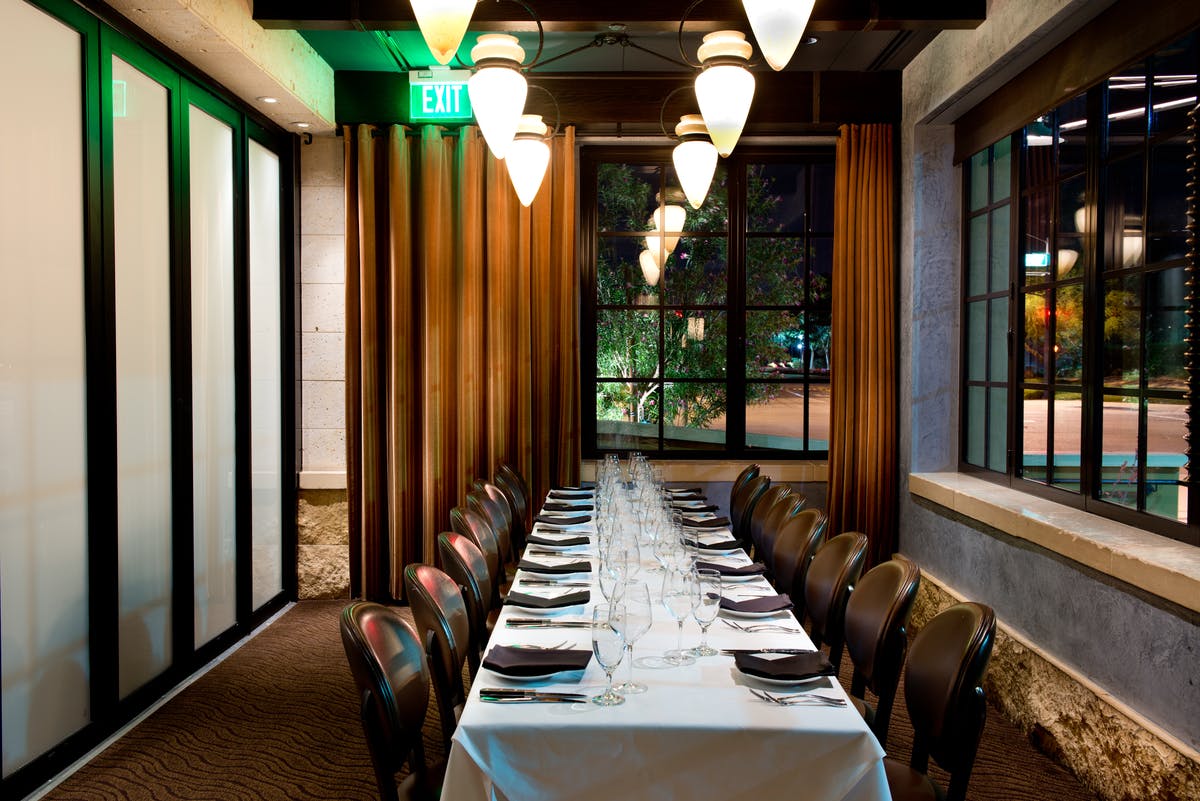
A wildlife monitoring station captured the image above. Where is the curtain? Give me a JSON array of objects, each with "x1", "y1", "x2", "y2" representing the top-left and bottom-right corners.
[
  {"x1": 828, "y1": 123, "x2": 897, "y2": 568},
  {"x1": 345, "y1": 124, "x2": 579, "y2": 601}
]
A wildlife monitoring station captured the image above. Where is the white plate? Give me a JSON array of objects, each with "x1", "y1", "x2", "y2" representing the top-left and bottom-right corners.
[
  {"x1": 691, "y1": 543, "x2": 744, "y2": 556},
  {"x1": 738, "y1": 670, "x2": 832, "y2": 688},
  {"x1": 526, "y1": 539, "x2": 591, "y2": 552},
  {"x1": 720, "y1": 605, "x2": 795, "y2": 619},
  {"x1": 505, "y1": 603, "x2": 588, "y2": 617},
  {"x1": 718, "y1": 572, "x2": 767, "y2": 583}
]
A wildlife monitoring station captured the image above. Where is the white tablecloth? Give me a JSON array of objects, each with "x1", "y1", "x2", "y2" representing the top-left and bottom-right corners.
[{"x1": 442, "y1": 509, "x2": 890, "y2": 801}]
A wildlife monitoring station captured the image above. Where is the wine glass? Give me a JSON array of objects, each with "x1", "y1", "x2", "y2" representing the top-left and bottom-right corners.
[
  {"x1": 611, "y1": 580, "x2": 653, "y2": 694},
  {"x1": 591, "y1": 604, "x2": 626, "y2": 706},
  {"x1": 597, "y1": 560, "x2": 623, "y2": 602},
  {"x1": 688, "y1": 568, "x2": 721, "y2": 657},
  {"x1": 660, "y1": 568, "x2": 698, "y2": 666}
]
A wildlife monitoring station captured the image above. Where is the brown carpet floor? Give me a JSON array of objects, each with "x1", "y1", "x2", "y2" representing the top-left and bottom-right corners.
[{"x1": 44, "y1": 600, "x2": 1098, "y2": 801}]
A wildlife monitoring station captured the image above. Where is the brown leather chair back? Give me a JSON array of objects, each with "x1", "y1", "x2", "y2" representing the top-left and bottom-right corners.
[
  {"x1": 493, "y1": 471, "x2": 529, "y2": 536},
  {"x1": 449, "y1": 506, "x2": 502, "y2": 607},
  {"x1": 730, "y1": 463, "x2": 760, "y2": 500},
  {"x1": 758, "y1": 495, "x2": 809, "y2": 575},
  {"x1": 770, "y1": 509, "x2": 827, "y2": 613},
  {"x1": 339, "y1": 602, "x2": 435, "y2": 801},
  {"x1": 803, "y1": 531, "x2": 869, "y2": 668},
  {"x1": 748, "y1": 484, "x2": 792, "y2": 557},
  {"x1": 844, "y1": 555, "x2": 921, "y2": 747},
  {"x1": 498, "y1": 462, "x2": 531, "y2": 511},
  {"x1": 730, "y1": 474, "x2": 770, "y2": 545},
  {"x1": 403, "y1": 564, "x2": 471, "y2": 754},
  {"x1": 437, "y1": 532, "x2": 493, "y2": 669},
  {"x1": 467, "y1": 489, "x2": 513, "y2": 564},
  {"x1": 891, "y1": 602, "x2": 996, "y2": 801}
]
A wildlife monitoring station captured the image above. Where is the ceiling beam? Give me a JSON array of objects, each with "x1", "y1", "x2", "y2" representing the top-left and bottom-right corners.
[{"x1": 255, "y1": 0, "x2": 985, "y2": 33}]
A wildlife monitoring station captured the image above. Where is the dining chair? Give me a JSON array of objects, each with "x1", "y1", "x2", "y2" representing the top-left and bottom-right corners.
[
  {"x1": 729, "y1": 463, "x2": 760, "y2": 501},
  {"x1": 449, "y1": 505, "x2": 505, "y2": 609},
  {"x1": 747, "y1": 484, "x2": 792, "y2": 559},
  {"x1": 437, "y1": 531, "x2": 494, "y2": 671},
  {"x1": 466, "y1": 489, "x2": 514, "y2": 567},
  {"x1": 403, "y1": 563, "x2": 472, "y2": 755},
  {"x1": 770, "y1": 509, "x2": 828, "y2": 619},
  {"x1": 493, "y1": 470, "x2": 529, "y2": 543},
  {"x1": 885, "y1": 602, "x2": 996, "y2": 801},
  {"x1": 472, "y1": 480, "x2": 517, "y2": 554},
  {"x1": 497, "y1": 462, "x2": 531, "y2": 514},
  {"x1": 756, "y1": 494, "x2": 808, "y2": 577},
  {"x1": 730, "y1": 474, "x2": 770, "y2": 547},
  {"x1": 339, "y1": 601, "x2": 442, "y2": 801},
  {"x1": 803, "y1": 531, "x2": 869, "y2": 670},
  {"x1": 843, "y1": 555, "x2": 921, "y2": 748}
]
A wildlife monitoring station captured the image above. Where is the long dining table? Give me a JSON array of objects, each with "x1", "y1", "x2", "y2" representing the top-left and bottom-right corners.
[{"x1": 441, "y1": 488, "x2": 890, "y2": 801}]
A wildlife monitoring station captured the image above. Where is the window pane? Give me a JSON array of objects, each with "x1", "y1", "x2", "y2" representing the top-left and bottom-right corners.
[
  {"x1": 665, "y1": 236, "x2": 726, "y2": 306},
  {"x1": 1147, "y1": 397, "x2": 1188, "y2": 521},
  {"x1": 598, "y1": 237, "x2": 657, "y2": 306},
  {"x1": 1023, "y1": 121, "x2": 1055, "y2": 185},
  {"x1": 1054, "y1": 283, "x2": 1084, "y2": 383},
  {"x1": 989, "y1": 205, "x2": 1010, "y2": 291},
  {"x1": 1147, "y1": 136, "x2": 1188, "y2": 263},
  {"x1": 665, "y1": 382, "x2": 726, "y2": 450},
  {"x1": 1056, "y1": 175, "x2": 1085, "y2": 280},
  {"x1": 987, "y1": 387, "x2": 1007, "y2": 472},
  {"x1": 1022, "y1": 189, "x2": 1052, "y2": 285},
  {"x1": 596, "y1": 381, "x2": 659, "y2": 451},
  {"x1": 965, "y1": 386, "x2": 985, "y2": 466},
  {"x1": 810, "y1": 238, "x2": 832, "y2": 307},
  {"x1": 1103, "y1": 275, "x2": 1141, "y2": 388},
  {"x1": 747, "y1": 163, "x2": 806, "y2": 233},
  {"x1": 1056, "y1": 93, "x2": 1088, "y2": 175},
  {"x1": 1146, "y1": 267, "x2": 1187, "y2": 385},
  {"x1": 808, "y1": 381, "x2": 830, "y2": 450},
  {"x1": 1022, "y1": 390, "x2": 1047, "y2": 483},
  {"x1": 745, "y1": 383, "x2": 806, "y2": 451},
  {"x1": 966, "y1": 301, "x2": 986, "y2": 382},
  {"x1": 668, "y1": 163, "x2": 728, "y2": 232},
  {"x1": 1107, "y1": 64, "x2": 1148, "y2": 154},
  {"x1": 596, "y1": 309, "x2": 659, "y2": 378},
  {"x1": 991, "y1": 137, "x2": 1012, "y2": 203},
  {"x1": 810, "y1": 162, "x2": 834, "y2": 232},
  {"x1": 988, "y1": 297, "x2": 1008, "y2": 382},
  {"x1": 968, "y1": 214, "x2": 988, "y2": 295},
  {"x1": 1100, "y1": 396, "x2": 1139, "y2": 509},
  {"x1": 1052, "y1": 391, "x2": 1082, "y2": 492},
  {"x1": 747, "y1": 237, "x2": 804, "y2": 305},
  {"x1": 1023, "y1": 290, "x2": 1048, "y2": 380},
  {"x1": 746, "y1": 310, "x2": 803, "y2": 378},
  {"x1": 1150, "y1": 32, "x2": 1198, "y2": 135},
  {"x1": 969, "y1": 150, "x2": 989, "y2": 211},
  {"x1": 598, "y1": 163, "x2": 659, "y2": 232},
  {"x1": 1107, "y1": 154, "x2": 1145, "y2": 270},
  {"x1": 665, "y1": 310, "x2": 726, "y2": 378}
]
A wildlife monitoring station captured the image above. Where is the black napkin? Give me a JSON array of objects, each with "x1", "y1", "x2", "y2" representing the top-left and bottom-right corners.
[
  {"x1": 534, "y1": 514, "x2": 591, "y2": 526},
  {"x1": 734, "y1": 651, "x2": 835, "y2": 682},
  {"x1": 527, "y1": 534, "x2": 590, "y2": 547},
  {"x1": 543, "y1": 502, "x2": 595, "y2": 512},
  {"x1": 552, "y1": 485, "x2": 592, "y2": 493},
  {"x1": 694, "y1": 560, "x2": 765, "y2": 577},
  {"x1": 716, "y1": 593, "x2": 793, "y2": 613},
  {"x1": 517, "y1": 558, "x2": 592, "y2": 575},
  {"x1": 671, "y1": 503, "x2": 718, "y2": 512},
  {"x1": 505, "y1": 589, "x2": 591, "y2": 609},
  {"x1": 685, "y1": 538, "x2": 742, "y2": 551},
  {"x1": 682, "y1": 516, "x2": 731, "y2": 528},
  {"x1": 482, "y1": 645, "x2": 593, "y2": 677}
]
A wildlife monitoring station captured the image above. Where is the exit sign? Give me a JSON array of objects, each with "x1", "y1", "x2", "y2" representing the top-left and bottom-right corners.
[{"x1": 408, "y1": 69, "x2": 472, "y2": 123}]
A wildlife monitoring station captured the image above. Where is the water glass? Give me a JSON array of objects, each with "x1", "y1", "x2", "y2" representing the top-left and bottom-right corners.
[
  {"x1": 612, "y1": 580, "x2": 653, "y2": 694},
  {"x1": 660, "y1": 568, "x2": 698, "y2": 666},
  {"x1": 591, "y1": 604, "x2": 626, "y2": 706},
  {"x1": 689, "y1": 568, "x2": 721, "y2": 657}
]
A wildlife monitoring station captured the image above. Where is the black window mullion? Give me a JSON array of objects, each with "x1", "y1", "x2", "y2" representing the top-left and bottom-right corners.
[{"x1": 728, "y1": 157, "x2": 747, "y2": 455}]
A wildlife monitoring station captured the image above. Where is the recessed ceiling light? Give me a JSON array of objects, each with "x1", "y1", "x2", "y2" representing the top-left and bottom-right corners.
[
  {"x1": 803, "y1": 35, "x2": 819, "y2": 45},
  {"x1": 292, "y1": 121, "x2": 311, "y2": 128},
  {"x1": 258, "y1": 96, "x2": 278, "y2": 104}
]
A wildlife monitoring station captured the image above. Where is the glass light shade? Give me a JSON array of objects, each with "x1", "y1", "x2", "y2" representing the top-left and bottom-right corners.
[
  {"x1": 672, "y1": 115, "x2": 718, "y2": 209},
  {"x1": 506, "y1": 115, "x2": 550, "y2": 207},
  {"x1": 409, "y1": 0, "x2": 477, "y2": 65},
  {"x1": 1057, "y1": 248, "x2": 1079, "y2": 277},
  {"x1": 638, "y1": 249, "x2": 661, "y2": 286},
  {"x1": 741, "y1": 0, "x2": 816, "y2": 71},
  {"x1": 644, "y1": 204, "x2": 687, "y2": 267},
  {"x1": 468, "y1": 34, "x2": 526, "y2": 159},
  {"x1": 695, "y1": 31, "x2": 756, "y2": 157}
]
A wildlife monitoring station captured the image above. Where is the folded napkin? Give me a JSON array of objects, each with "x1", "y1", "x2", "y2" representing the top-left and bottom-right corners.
[
  {"x1": 505, "y1": 589, "x2": 591, "y2": 609},
  {"x1": 665, "y1": 486, "x2": 704, "y2": 495},
  {"x1": 553, "y1": 485, "x2": 592, "y2": 493},
  {"x1": 517, "y1": 557, "x2": 592, "y2": 575},
  {"x1": 543, "y1": 502, "x2": 595, "y2": 512},
  {"x1": 715, "y1": 593, "x2": 793, "y2": 614},
  {"x1": 733, "y1": 651, "x2": 835, "y2": 682},
  {"x1": 534, "y1": 514, "x2": 592, "y2": 526},
  {"x1": 528, "y1": 533, "x2": 590, "y2": 547},
  {"x1": 682, "y1": 516, "x2": 731, "y2": 529},
  {"x1": 685, "y1": 538, "x2": 742, "y2": 551},
  {"x1": 671, "y1": 503, "x2": 719, "y2": 512},
  {"x1": 482, "y1": 645, "x2": 593, "y2": 677},
  {"x1": 694, "y1": 560, "x2": 765, "y2": 577}
]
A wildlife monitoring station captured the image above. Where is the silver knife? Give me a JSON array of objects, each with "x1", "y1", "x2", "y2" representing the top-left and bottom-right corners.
[
  {"x1": 505, "y1": 619, "x2": 591, "y2": 628},
  {"x1": 719, "y1": 648, "x2": 818, "y2": 655},
  {"x1": 519, "y1": 580, "x2": 591, "y2": 587}
]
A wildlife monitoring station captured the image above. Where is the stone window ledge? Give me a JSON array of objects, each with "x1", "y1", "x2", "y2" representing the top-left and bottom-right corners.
[{"x1": 909, "y1": 472, "x2": 1200, "y2": 614}]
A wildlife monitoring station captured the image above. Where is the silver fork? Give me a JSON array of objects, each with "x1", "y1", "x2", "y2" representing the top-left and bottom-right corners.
[
  {"x1": 508, "y1": 640, "x2": 569, "y2": 650},
  {"x1": 721, "y1": 620, "x2": 804, "y2": 634},
  {"x1": 749, "y1": 688, "x2": 845, "y2": 707}
]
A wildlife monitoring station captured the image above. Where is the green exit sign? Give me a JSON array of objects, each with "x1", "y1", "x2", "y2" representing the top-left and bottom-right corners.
[{"x1": 408, "y1": 69, "x2": 472, "y2": 123}]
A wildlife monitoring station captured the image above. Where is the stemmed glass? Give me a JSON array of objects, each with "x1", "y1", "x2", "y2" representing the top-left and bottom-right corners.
[
  {"x1": 590, "y1": 604, "x2": 626, "y2": 706},
  {"x1": 611, "y1": 580, "x2": 653, "y2": 694},
  {"x1": 688, "y1": 568, "x2": 721, "y2": 657},
  {"x1": 660, "y1": 568, "x2": 698, "y2": 666}
]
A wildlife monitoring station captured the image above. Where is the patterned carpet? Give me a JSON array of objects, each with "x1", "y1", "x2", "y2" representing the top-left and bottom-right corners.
[{"x1": 43, "y1": 600, "x2": 1098, "y2": 801}]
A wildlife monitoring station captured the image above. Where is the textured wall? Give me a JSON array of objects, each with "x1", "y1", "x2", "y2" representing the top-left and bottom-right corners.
[{"x1": 296, "y1": 489, "x2": 349, "y2": 599}]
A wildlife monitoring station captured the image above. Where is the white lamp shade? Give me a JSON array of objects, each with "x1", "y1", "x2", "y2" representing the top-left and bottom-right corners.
[
  {"x1": 506, "y1": 115, "x2": 551, "y2": 207},
  {"x1": 673, "y1": 115, "x2": 718, "y2": 209},
  {"x1": 695, "y1": 32, "x2": 756, "y2": 157},
  {"x1": 468, "y1": 34, "x2": 527, "y2": 160},
  {"x1": 644, "y1": 204, "x2": 687, "y2": 267},
  {"x1": 1057, "y1": 248, "x2": 1079, "y2": 277},
  {"x1": 638, "y1": 250, "x2": 661, "y2": 287},
  {"x1": 741, "y1": 0, "x2": 816, "y2": 71},
  {"x1": 409, "y1": 0, "x2": 477, "y2": 65}
]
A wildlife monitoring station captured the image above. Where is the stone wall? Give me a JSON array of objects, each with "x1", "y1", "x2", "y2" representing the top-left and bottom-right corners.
[{"x1": 297, "y1": 489, "x2": 349, "y2": 599}]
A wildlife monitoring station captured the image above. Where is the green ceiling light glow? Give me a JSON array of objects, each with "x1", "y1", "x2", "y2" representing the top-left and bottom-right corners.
[{"x1": 408, "y1": 69, "x2": 473, "y2": 123}]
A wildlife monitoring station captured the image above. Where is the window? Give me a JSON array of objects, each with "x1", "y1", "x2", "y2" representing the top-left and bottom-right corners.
[
  {"x1": 961, "y1": 31, "x2": 1198, "y2": 543},
  {"x1": 581, "y1": 147, "x2": 834, "y2": 457}
]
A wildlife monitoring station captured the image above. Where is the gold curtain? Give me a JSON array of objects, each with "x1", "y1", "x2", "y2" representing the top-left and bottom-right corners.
[
  {"x1": 828, "y1": 123, "x2": 897, "y2": 568},
  {"x1": 344, "y1": 124, "x2": 579, "y2": 600}
]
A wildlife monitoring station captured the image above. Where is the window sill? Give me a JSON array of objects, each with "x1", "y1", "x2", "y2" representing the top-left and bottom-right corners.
[
  {"x1": 583, "y1": 460, "x2": 828, "y2": 483},
  {"x1": 909, "y1": 473, "x2": 1200, "y2": 614}
]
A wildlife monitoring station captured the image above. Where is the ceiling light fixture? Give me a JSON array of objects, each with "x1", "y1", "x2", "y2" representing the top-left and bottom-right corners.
[
  {"x1": 672, "y1": 114, "x2": 719, "y2": 209},
  {"x1": 693, "y1": 30, "x2": 756, "y2": 157},
  {"x1": 740, "y1": 0, "x2": 816, "y2": 71},
  {"x1": 468, "y1": 33, "x2": 528, "y2": 159},
  {"x1": 409, "y1": 0, "x2": 478, "y2": 66},
  {"x1": 506, "y1": 114, "x2": 550, "y2": 206},
  {"x1": 644, "y1": 199, "x2": 687, "y2": 269}
]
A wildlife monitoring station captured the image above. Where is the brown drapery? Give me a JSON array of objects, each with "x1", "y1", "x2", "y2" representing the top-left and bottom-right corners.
[
  {"x1": 827, "y1": 123, "x2": 897, "y2": 568},
  {"x1": 344, "y1": 124, "x2": 579, "y2": 601}
]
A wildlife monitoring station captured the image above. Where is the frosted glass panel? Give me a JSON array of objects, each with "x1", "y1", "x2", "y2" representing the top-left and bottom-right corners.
[
  {"x1": 113, "y1": 56, "x2": 173, "y2": 698},
  {"x1": 0, "y1": 1, "x2": 90, "y2": 776},
  {"x1": 190, "y1": 105, "x2": 237, "y2": 647},
  {"x1": 248, "y1": 140, "x2": 283, "y2": 610}
]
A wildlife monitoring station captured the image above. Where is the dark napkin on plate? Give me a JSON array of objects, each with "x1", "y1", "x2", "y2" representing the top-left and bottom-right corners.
[
  {"x1": 543, "y1": 502, "x2": 595, "y2": 512},
  {"x1": 671, "y1": 503, "x2": 718, "y2": 512},
  {"x1": 527, "y1": 533, "x2": 590, "y2": 547},
  {"x1": 665, "y1": 486, "x2": 704, "y2": 495},
  {"x1": 517, "y1": 558, "x2": 592, "y2": 575},
  {"x1": 682, "y1": 516, "x2": 731, "y2": 528},
  {"x1": 715, "y1": 593, "x2": 793, "y2": 613},
  {"x1": 685, "y1": 538, "x2": 742, "y2": 551},
  {"x1": 694, "y1": 560, "x2": 765, "y2": 577},
  {"x1": 482, "y1": 645, "x2": 593, "y2": 677},
  {"x1": 733, "y1": 650, "x2": 835, "y2": 682},
  {"x1": 534, "y1": 514, "x2": 592, "y2": 526},
  {"x1": 505, "y1": 589, "x2": 591, "y2": 609},
  {"x1": 552, "y1": 485, "x2": 592, "y2": 493}
]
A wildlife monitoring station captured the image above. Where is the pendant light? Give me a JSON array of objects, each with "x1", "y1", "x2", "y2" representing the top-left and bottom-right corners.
[
  {"x1": 409, "y1": 0, "x2": 478, "y2": 66},
  {"x1": 638, "y1": 250, "x2": 662, "y2": 287},
  {"x1": 672, "y1": 114, "x2": 718, "y2": 209},
  {"x1": 644, "y1": 202, "x2": 687, "y2": 268},
  {"x1": 694, "y1": 30, "x2": 755, "y2": 157},
  {"x1": 468, "y1": 33, "x2": 527, "y2": 160},
  {"x1": 506, "y1": 115, "x2": 551, "y2": 207},
  {"x1": 741, "y1": 0, "x2": 816, "y2": 71}
]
